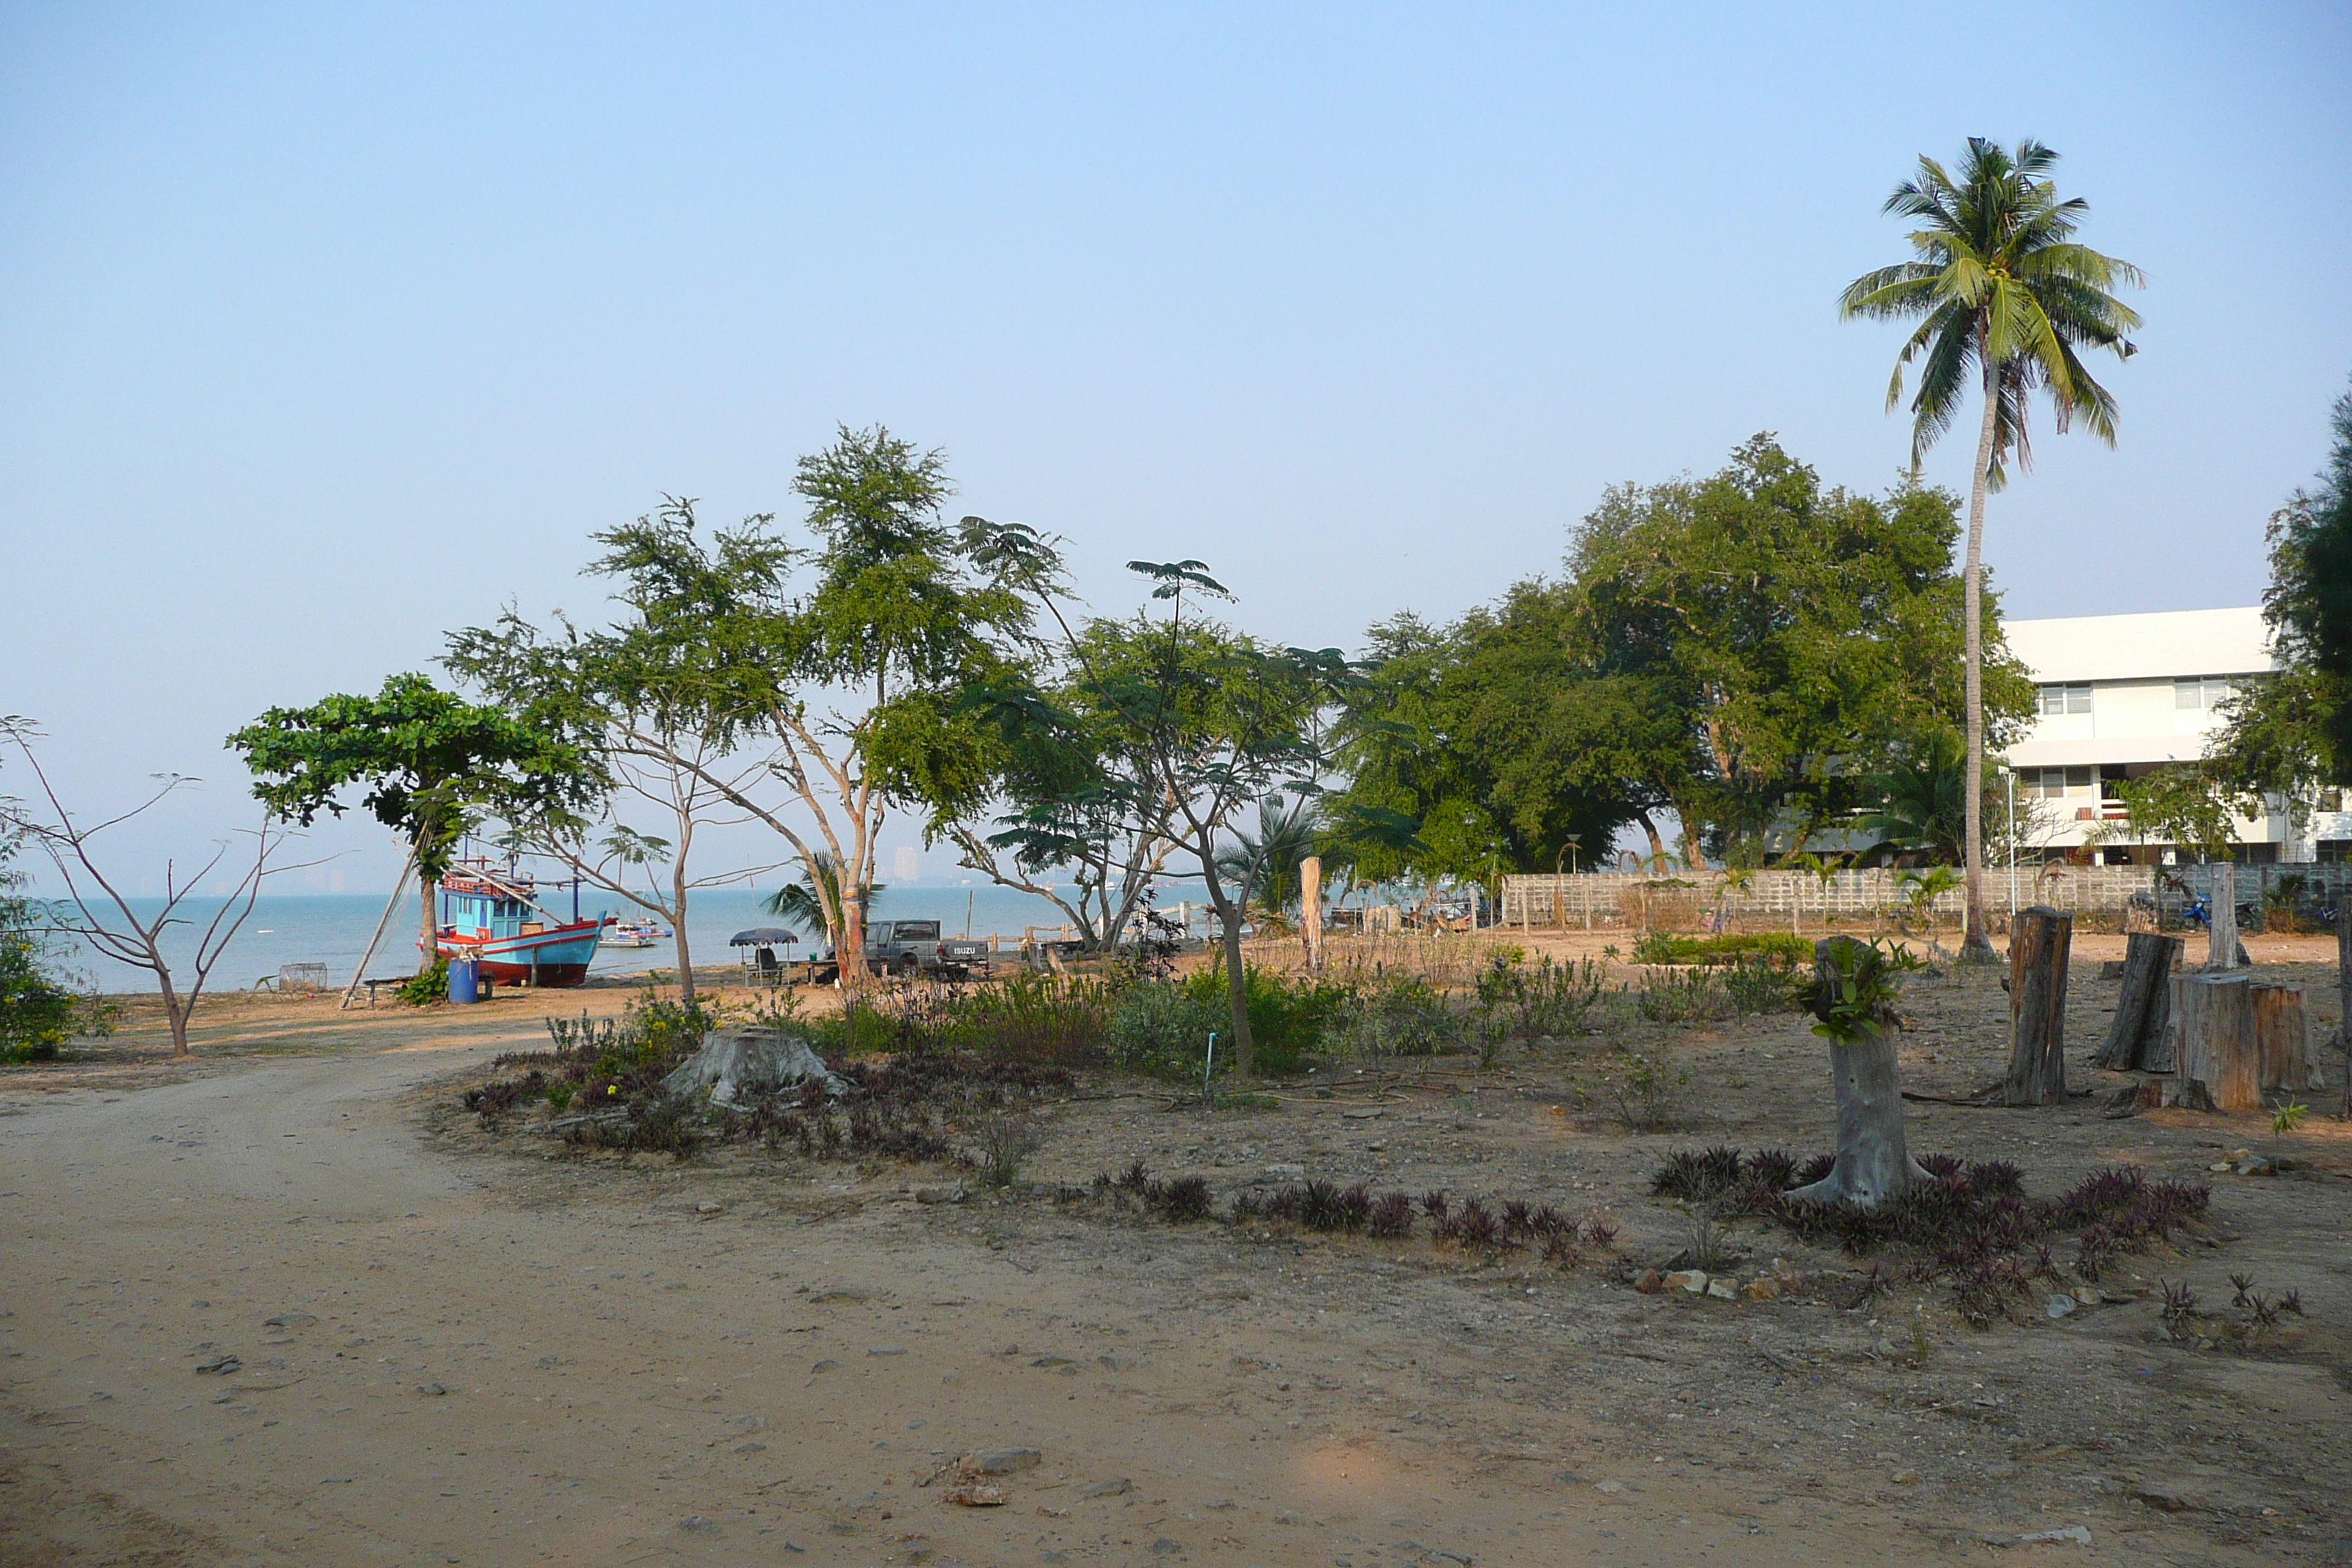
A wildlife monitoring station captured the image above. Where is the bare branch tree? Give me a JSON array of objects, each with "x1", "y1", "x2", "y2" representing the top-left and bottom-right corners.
[{"x1": 0, "y1": 720, "x2": 321, "y2": 1059}]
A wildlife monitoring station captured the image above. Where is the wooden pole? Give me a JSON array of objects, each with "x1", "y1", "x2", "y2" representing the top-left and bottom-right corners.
[
  {"x1": 2094, "y1": 930, "x2": 2181, "y2": 1071},
  {"x1": 2209, "y1": 862, "x2": 2241, "y2": 970},
  {"x1": 1301, "y1": 856, "x2": 1323, "y2": 970},
  {"x1": 2001, "y1": 905, "x2": 2071, "y2": 1104},
  {"x1": 339, "y1": 853, "x2": 415, "y2": 1010}
]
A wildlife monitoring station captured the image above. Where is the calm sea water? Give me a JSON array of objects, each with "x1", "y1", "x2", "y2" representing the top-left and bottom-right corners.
[{"x1": 45, "y1": 881, "x2": 1216, "y2": 995}]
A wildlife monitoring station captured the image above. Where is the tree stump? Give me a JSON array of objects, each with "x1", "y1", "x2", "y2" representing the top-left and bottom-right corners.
[
  {"x1": 2163, "y1": 973, "x2": 2262, "y2": 1111},
  {"x1": 2094, "y1": 930, "x2": 2182, "y2": 1071},
  {"x1": 2250, "y1": 981, "x2": 2323, "y2": 1093},
  {"x1": 2208, "y1": 862, "x2": 2242, "y2": 970},
  {"x1": 2000, "y1": 905, "x2": 2071, "y2": 1104},
  {"x1": 1784, "y1": 937, "x2": 1926, "y2": 1208}
]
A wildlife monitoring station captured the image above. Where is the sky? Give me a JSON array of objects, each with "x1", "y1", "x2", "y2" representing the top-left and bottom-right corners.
[{"x1": 4, "y1": 1, "x2": 2348, "y2": 897}]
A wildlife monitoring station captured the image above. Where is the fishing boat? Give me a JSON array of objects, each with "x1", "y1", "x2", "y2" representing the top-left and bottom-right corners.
[
  {"x1": 431, "y1": 859, "x2": 609, "y2": 987},
  {"x1": 606, "y1": 918, "x2": 674, "y2": 949}
]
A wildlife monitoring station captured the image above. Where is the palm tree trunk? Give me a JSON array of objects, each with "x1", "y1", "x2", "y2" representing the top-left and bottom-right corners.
[{"x1": 1961, "y1": 356, "x2": 2000, "y2": 956}]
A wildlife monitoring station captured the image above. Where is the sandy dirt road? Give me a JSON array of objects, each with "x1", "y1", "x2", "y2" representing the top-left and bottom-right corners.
[{"x1": 1, "y1": 1028, "x2": 1926, "y2": 1568}]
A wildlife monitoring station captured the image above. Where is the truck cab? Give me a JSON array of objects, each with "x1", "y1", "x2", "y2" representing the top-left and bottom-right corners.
[{"x1": 863, "y1": 919, "x2": 992, "y2": 979}]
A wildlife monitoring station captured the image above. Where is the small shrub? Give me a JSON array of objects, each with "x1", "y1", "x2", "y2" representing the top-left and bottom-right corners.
[
  {"x1": 1367, "y1": 1191, "x2": 1416, "y2": 1239},
  {"x1": 976, "y1": 1117, "x2": 1042, "y2": 1187},
  {"x1": 1154, "y1": 1175, "x2": 1214, "y2": 1222},
  {"x1": 1106, "y1": 981, "x2": 1227, "y2": 1077},
  {"x1": 2272, "y1": 1098, "x2": 2310, "y2": 1134},
  {"x1": 1452, "y1": 1197, "x2": 1502, "y2": 1249},
  {"x1": 396, "y1": 958, "x2": 451, "y2": 1008},
  {"x1": 544, "y1": 1080, "x2": 575, "y2": 1114},
  {"x1": 1603, "y1": 1048, "x2": 1689, "y2": 1132}
]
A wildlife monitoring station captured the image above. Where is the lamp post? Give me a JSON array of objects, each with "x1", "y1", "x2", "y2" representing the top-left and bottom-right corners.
[
  {"x1": 1558, "y1": 834, "x2": 1582, "y2": 877},
  {"x1": 2005, "y1": 766, "x2": 2019, "y2": 921}
]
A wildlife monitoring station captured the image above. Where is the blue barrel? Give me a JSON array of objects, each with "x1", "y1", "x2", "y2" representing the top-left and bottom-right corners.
[{"x1": 447, "y1": 957, "x2": 481, "y2": 1004}]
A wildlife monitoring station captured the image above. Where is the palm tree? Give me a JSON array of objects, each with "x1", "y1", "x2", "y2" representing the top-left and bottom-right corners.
[
  {"x1": 1855, "y1": 728, "x2": 1970, "y2": 864},
  {"x1": 1840, "y1": 138, "x2": 2142, "y2": 955},
  {"x1": 761, "y1": 852, "x2": 882, "y2": 946}
]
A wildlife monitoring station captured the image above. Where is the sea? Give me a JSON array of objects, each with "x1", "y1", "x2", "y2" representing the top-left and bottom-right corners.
[{"x1": 44, "y1": 881, "x2": 1218, "y2": 995}]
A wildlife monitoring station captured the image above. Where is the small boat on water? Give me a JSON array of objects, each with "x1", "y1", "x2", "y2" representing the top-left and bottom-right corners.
[
  {"x1": 605, "y1": 918, "x2": 674, "y2": 949},
  {"x1": 431, "y1": 859, "x2": 608, "y2": 987}
]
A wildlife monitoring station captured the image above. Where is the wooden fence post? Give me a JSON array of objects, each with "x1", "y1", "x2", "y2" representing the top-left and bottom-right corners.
[
  {"x1": 1301, "y1": 856, "x2": 1323, "y2": 971},
  {"x1": 2094, "y1": 930, "x2": 2182, "y2": 1071},
  {"x1": 2209, "y1": 862, "x2": 2242, "y2": 970},
  {"x1": 2001, "y1": 905, "x2": 2072, "y2": 1104}
]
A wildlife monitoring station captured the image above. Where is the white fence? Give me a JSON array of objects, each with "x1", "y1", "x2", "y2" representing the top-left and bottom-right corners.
[{"x1": 1499, "y1": 863, "x2": 2352, "y2": 930}]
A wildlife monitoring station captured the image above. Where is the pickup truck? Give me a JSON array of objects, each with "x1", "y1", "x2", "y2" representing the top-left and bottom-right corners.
[{"x1": 862, "y1": 920, "x2": 993, "y2": 979}]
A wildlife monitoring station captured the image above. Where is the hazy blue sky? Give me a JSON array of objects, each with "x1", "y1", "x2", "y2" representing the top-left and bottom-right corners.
[{"x1": 5, "y1": 2, "x2": 2347, "y2": 894}]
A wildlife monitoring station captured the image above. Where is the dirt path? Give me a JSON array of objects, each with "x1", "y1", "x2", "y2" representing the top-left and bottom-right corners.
[
  {"x1": 0, "y1": 1030, "x2": 1881, "y2": 1568},
  {"x1": 4, "y1": 951, "x2": 2349, "y2": 1567}
]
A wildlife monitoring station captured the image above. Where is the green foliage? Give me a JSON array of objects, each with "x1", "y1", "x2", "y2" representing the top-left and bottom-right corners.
[
  {"x1": 1840, "y1": 137, "x2": 2144, "y2": 486},
  {"x1": 0, "y1": 837, "x2": 105, "y2": 1063},
  {"x1": 1474, "y1": 952, "x2": 1605, "y2": 1039},
  {"x1": 1107, "y1": 981, "x2": 1227, "y2": 1076},
  {"x1": 1322, "y1": 969, "x2": 1464, "y2": 1061},
  {"x1": 396, "y1": 957, "x2": 451, "y2": 1008},
  {"x1": 1632, "y1": 931, "x2": 1812, "y2": 966},
  {"x1": 1803, "y1": 936, "x2": 1907, "y2": 1045},
  {"x1": 230, "y1": 673, "x2": 587, "y2": 884},
  {"x1": 761, "y1": 853, "x2": 881, "y2": 938},
  {"x1": 1599, "y1": 1047, "x2": 1689, "y2": 1132},
  {"x1": 1333, "y1": 437, "x2": 2032, "y2": 873},
  {"x1": 1180, "y1": 964, "x2": 1350, "y2": 1074},
  {"x1": 2272, "y1": 1098, "x2": 2310, "y2": 1136},
  {"x1": 2206, "y1": 377, "x2": 2352, "y2": 799},
  {"x1": 2111, "y1": 764, "x2": 2250, "y2": 863}
]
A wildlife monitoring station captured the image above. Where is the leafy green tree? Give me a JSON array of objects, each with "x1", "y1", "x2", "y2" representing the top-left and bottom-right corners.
[
  {"x1": 972, "y1": 552, "x2": 1343, "y2": 1076},
  {"x1": 2210, "y1": 377, "x2": 2352, "y2": 799},
  {"x1": 1854, "y1": 727, "x2": 1970, "y2": 862},
  {"x1": 230, "y1": 674, "x2": 588, "y2": 972},
  {"x1": 1328, "y1": 602, "x2": 1648, "y2": 886},
  {"x1": 1841, "y1": 137, "x2": 2144, "y2": 952},
  {"x1": 1564, "y1": 437, "x2": 2032, "y2": 860},
  {"x1": 446, "y1": 498, "x2": 797, "y2": 1001},
  {"x1": 581, "y1": 429, "x2": 1037, "y2": 987}
]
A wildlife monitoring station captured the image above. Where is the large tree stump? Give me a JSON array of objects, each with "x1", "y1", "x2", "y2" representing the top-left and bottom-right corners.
[
  {"x1": 2163, "y1": 973, "x2": 2262, "y2": 1111},
  {"x1": 2250, "y1": 981, "x2": 2324, "y2": 1093},
  {"x1": 2000, "y1": 905, "x2": 2071, "y2": 1104},
  {"x1": 2095, "y1": 930, "x2": 2182, "y2": 1071},
  {"x1": 2208, "y1": 862, "x2": 2243, "y2": 970},
  {"x1": 1784, "y1": 937, "x2": 1927, "y2": 1208}
]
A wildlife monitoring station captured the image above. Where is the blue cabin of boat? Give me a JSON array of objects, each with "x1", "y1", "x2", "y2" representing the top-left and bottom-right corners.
[{"x1": 442, "y1": 879, "x2": 540, "y2": 940}]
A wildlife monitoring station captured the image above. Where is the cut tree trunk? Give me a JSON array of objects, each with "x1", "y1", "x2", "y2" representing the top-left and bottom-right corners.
[
  {"x1": 2000, "y1": 905, "x2": 2071, "y2": 1105},
  {"x1": 2208, "y1": 863, "x2": 2242, "y2": 971},
  {"x1": 2339, "y1": 907, "x2": 2351, "y2": 1119},
  {"x1": 2250, "y1": 981, "x2": 2323, "y2": 1093},
  {"x1": 2094, "y1": 930, "x2": 2182, "y2": 1071},
  {"x1": 1783, "y1": 937, "x2": 1926, "y2": 1208},
  {"x1": 2162, "y1": 972, "x2": 2261, "y2": 1112}
]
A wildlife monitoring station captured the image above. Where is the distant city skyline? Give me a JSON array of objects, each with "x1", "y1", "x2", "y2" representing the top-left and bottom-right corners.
[{"x1": 5, "y1": 3, "x2": 2346, "y2": 892}]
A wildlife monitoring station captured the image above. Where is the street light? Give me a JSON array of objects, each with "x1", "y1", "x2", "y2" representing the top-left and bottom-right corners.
[{"x1": 1558, "y1": 833, "x2": 1582, "y2": 877}]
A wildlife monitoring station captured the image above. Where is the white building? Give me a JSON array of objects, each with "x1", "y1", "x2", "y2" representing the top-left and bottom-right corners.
[{"x1": 2002, "y1": 606, "x2": 2349, "y2": 864}]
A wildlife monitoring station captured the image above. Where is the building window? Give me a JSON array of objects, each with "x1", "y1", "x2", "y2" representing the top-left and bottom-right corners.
[
  {"x1": 2319, "y1": 788, "x2": 2344, "y2": 813},
  {"x1": 2174, "y1": 675, "x2": 2235, "y2": 710},
  {"x1": 2039, "y1": 684, "x2": 2092, "y2": 716}
]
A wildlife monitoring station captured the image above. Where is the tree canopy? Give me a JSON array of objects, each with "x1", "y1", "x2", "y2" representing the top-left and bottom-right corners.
[{"x1": 1330, "y1": 437, "x2": 2032, "y2": 875}]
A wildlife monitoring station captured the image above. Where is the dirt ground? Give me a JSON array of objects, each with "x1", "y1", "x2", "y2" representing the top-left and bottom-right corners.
[{"x1": 3, "y1": 930, "x2": 2349, "y2": 1567}]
